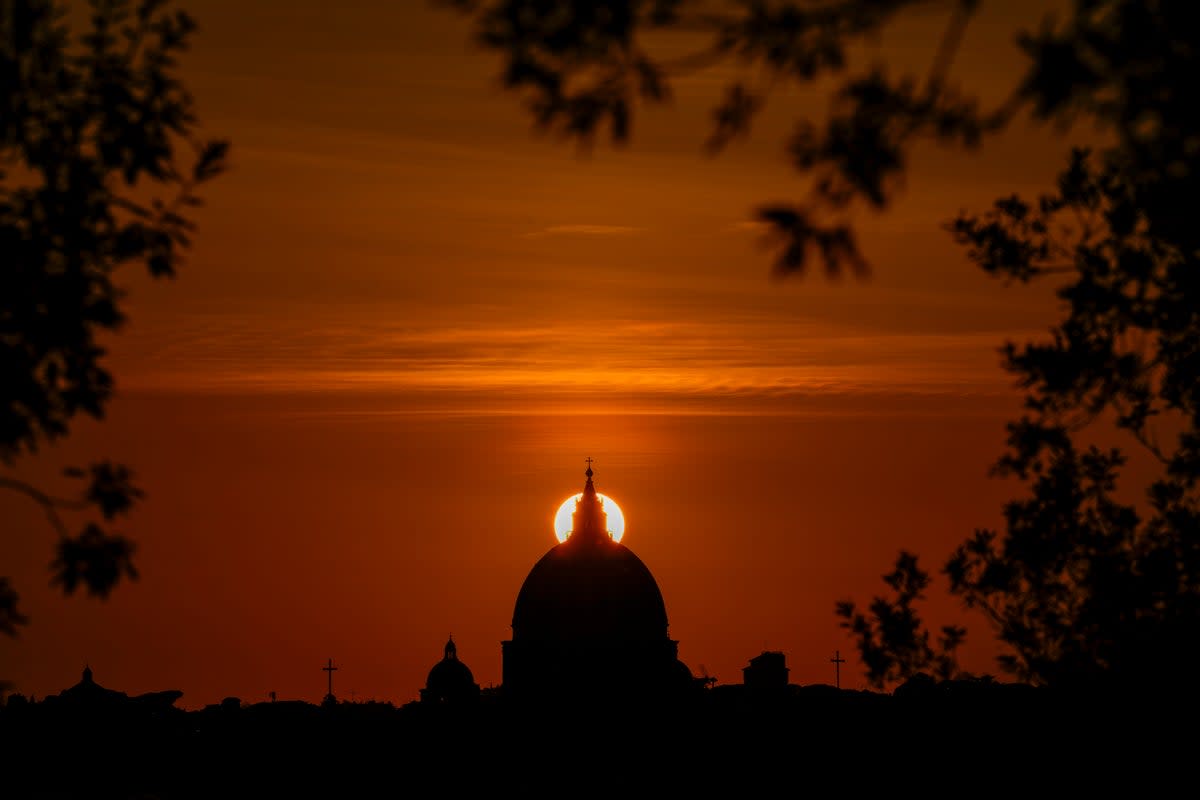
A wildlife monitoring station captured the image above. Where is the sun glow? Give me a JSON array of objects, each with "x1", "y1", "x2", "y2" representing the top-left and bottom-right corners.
[{"x1": 553, "y1": 493, "x2": 625, "y2": 543}]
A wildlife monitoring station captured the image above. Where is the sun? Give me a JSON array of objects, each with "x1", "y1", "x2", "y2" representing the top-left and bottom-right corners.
[{"x1": 554, "y1": 493, "x2": 625, "y2": 543}]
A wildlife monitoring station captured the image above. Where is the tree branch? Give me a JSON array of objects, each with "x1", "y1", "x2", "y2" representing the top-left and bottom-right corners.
[
  {"x1": 925, "y1": 0, "x2": 977, "y2": 94},
  {"x1": 0, "y1": 475, "x2": 90, "y2": 538}
]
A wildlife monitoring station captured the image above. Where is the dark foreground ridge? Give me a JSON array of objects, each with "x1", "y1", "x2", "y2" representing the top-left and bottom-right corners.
[{"x1": 2, "y1": 672, "x2": 1193, "y2": 799}]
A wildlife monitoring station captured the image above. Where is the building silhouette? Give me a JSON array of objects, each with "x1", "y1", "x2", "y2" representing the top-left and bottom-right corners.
[
  {"x1": 501, "y1": 463, "x2": 695, "y2": 705},
  {"x1": 420, "y1": 635, "x2": 480, "y2": 704},
  {"x1": 0, "y1": 488, "x2": 1164, "y2": 797},
  {"x1": 40, "y1": 664, "x2": 184, "y2": 716},
  {"x1": 743, "y1": 650, "x2": 789, "y2": 690}
]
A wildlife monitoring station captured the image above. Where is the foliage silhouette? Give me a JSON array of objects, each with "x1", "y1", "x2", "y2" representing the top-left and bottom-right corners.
[
  {"x1": 445, "y1": 0, "x2": 1006, "y2": 276},
  {"x1": 449, "y1": 1, "x2": 1200, "y2": 693},
  {"x1": 1, "y1": 0, "x2": 227, "y2": 640}
]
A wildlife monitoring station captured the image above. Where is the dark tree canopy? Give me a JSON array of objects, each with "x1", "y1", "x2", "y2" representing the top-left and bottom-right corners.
[
  {"x1": 450, "y1": 0, "x2": 1200, "y2": 694},
  {"x1": 1, "y1": 0, "x2": 227, "y2": 639}
]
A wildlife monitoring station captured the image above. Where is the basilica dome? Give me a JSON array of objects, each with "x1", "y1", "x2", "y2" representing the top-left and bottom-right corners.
[
  {"x1": 512, "y1": 507, "x2": 667, "y2": 643},
  {"x1": 502, "y1": 464, "x2": 693, "y2": 703}
]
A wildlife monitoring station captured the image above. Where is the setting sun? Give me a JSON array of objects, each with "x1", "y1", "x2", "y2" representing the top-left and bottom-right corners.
[{"x1": 554, "y1": 493, "x2": 625, "y2": 543}]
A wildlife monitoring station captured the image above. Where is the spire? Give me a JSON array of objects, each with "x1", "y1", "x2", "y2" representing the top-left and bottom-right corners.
[
  {"x1": 570, "y1": 458, "x2": 610, "y2": 544},
  {"x1": 82, "y1": 664, "x2": 93, "y2": 684},
  {"x1": 445, "y1": 635, "x2": 457, "y2": 661}
]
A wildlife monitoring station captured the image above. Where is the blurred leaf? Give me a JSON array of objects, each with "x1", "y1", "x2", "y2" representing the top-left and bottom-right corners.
[
  {"x1": 1, "y1": 0, "x2": 222, "y2": 632},
  {"x1": 0, "y1": 579, "x2": 31, "y2": 637},
  {"x1": 84, "y1": 461, "x2": 144, "y2": 520},
  {"x1": 50, "y1": 523, "x2": 139, "y2": 598}
]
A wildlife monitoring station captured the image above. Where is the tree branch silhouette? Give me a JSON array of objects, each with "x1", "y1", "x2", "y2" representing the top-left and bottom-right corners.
[
  {"x1": 451, "y1": 0, "x2": 1200, "y2": 694},
  {"x1": 1, "y1": 0, "x2": 227, "y2": 639},
  {"x1": 446, "y1": 0, "x2": 1017, "y2": 276}
]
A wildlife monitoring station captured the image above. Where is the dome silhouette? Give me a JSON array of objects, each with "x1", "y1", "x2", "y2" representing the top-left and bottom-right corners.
[
  {"x1": 512, "y1": 533, "x2": 668, "y2": 642},
  {"x1": 502, "y1": 463, "x2": 693, "y2": 703},
  {"x1": 420, "y1": 636, "x2": 480, "y2": 704}
]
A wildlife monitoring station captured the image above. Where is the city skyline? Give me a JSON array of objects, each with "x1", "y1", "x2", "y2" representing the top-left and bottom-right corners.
[{"x1": 1, "y1": 0, "x2": 1142, "y2": 709}]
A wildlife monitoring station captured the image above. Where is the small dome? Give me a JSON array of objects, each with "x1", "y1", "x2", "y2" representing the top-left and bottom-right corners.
[
  {"x1": 426, "y1": 658, "x2": 475, "y2": 694},
  {"x1": 422, "y1": 636, "x2": 479, "y2": 704}
]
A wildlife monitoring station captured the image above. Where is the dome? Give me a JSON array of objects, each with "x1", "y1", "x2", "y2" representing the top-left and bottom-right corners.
[
  {"x1": 513, "y1": 464, "x2": 667, "y2": 641},
  {"x1": 502, "y1": 463, "x2": 692, "y2": 702},
  {"x1": 426, "y1": 655, "x2": 475, "y2": 693},
  {"x1": 512, "y1": 538, "x2": 668, "y2": 642},
  {"x1": 421, "y1": 636, "x2": 480, "y2": 704}
]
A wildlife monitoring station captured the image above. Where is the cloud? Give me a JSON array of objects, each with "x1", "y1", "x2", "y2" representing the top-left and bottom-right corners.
[
  {"x1": 115, "y1": 305, "x2": 1023, "y2": 418},
  {"x1": 522, "y1": 224, "x2": 645, "y2": 239},
  {"x1": 725, "y1": 220, "x2": 772, "y2": 235}
]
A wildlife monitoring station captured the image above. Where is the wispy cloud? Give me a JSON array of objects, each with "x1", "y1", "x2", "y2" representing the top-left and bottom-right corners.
[
  {"x1": 114, "y1": 305, "x2": 1026, "y2": 418},
  {"x1": 522, "y1": 224, "x2": 645, "y2": 239}
]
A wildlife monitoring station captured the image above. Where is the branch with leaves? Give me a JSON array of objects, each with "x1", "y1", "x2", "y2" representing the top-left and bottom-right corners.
[
  {"x1": 1, "y1": 0, "x2": 227, "y2": 639},
  {"x1": 446, "y1": 0, "x2": 1022, "y2": 276},
  {"x1": 452, "y1": 1, "x2": 1200, "y2": 694}
]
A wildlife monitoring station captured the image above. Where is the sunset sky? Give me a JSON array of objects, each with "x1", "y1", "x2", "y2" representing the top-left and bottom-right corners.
[{"x1": 2, "y1": 0, "x2": 1109, "y2": 708}]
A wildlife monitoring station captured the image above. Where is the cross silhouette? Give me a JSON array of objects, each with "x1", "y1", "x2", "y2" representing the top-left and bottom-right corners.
[
  {"x1": 322, "y1": 658, "x2": 338, "y2": 698},
  {"x1": 831, "y1": 650, "x2": 846, "y2": 689}
]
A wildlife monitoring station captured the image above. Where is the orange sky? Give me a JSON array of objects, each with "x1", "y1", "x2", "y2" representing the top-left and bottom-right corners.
[{"x1": 1, "y1": 0, "x2": 1106, "y2": 707}]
